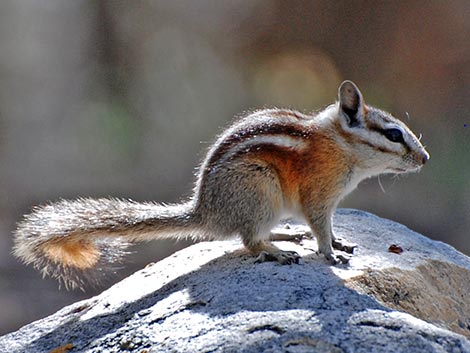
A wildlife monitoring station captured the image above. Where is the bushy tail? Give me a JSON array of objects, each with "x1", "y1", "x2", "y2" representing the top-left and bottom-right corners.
[{"x1": 13, "y1": 198, "x2": 201, "y2": 289}]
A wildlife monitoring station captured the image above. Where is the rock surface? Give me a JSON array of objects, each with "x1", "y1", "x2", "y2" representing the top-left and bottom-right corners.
[{"x1": 1, "y1": 209, "x2": 470, "y2": 353}]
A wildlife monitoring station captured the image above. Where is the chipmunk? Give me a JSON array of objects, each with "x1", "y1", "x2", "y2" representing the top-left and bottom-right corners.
[{"x1": 13, "y1": 81, "x2": 429, "y2": 289}]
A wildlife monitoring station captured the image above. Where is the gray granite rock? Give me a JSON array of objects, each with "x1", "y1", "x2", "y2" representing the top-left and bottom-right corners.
[{"x1": 1, "y1": 209, "x2": 469, "y2": 353}]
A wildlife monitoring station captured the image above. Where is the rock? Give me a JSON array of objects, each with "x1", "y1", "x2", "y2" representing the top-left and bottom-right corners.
[{"x1": 1, "y1": 209, "x2": 470, "y2": 353}]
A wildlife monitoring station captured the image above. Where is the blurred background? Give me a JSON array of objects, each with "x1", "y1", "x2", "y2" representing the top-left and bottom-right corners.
[{"x1": 0, "y1": 0, "x2": 469, "y2": 335}]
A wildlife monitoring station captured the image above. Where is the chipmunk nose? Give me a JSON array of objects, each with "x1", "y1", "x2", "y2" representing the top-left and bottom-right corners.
[{"x1": 421, "y1": 151, "x2": 430, "y2": 165}]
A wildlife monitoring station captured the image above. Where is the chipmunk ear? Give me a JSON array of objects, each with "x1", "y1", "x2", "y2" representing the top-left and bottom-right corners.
[{"x1": 338, "y1": 80, "x2": 365, "y2": 127}]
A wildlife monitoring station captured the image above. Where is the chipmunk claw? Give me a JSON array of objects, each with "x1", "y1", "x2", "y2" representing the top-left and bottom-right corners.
[
  {"x1": 255, "y1": 250, "x2": 301, "y2": 265},
  {"x1": 332, "y1": 238, "x2": 357, "y2": 254},
  {"x1": 324, "y1": 252, "x2": 351, "y2": 265}
]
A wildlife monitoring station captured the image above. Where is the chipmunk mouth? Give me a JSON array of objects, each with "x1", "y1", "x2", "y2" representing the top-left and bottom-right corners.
[
  {"x1": 392, "y1": 164, "x2": 422, "y2": 173},
  {"x1": 389, "y1": 164, "x2": 420, "y2": 173}
]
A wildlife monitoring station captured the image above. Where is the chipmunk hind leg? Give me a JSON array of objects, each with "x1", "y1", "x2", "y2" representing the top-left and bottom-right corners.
[
  {"x1": 199, "y1": 160, "x2": 299, "y2": 264},
  {"x1": 235, "y1": 202, "x2": 301, "y2": 265},
  {"x1": 224, "y1": 161, "x2": 300, "y2": 264}
]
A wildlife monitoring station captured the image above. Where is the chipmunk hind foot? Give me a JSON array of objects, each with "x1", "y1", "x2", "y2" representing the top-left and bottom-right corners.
[{"x1": 245, "y1": 240, "x2": 301, "y2": 265}]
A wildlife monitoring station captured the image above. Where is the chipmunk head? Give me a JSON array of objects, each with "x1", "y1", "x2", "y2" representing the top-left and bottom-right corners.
[{"x1": 335, "y1": 80, "x2": 429, "y2": 176}]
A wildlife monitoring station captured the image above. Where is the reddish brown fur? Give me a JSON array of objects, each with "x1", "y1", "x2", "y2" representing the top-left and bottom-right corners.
[
  {"x1": 297, "y1": 131, "x2": 351, "y2": 211},
  {"x1": 245, "y1": 125, "x2": 350, "y2": 209},
  {"x1": 42, "y1": 240, "x2": 100, "y2": 269}
]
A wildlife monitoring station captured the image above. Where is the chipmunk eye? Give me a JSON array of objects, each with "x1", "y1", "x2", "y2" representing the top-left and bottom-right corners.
[{"x1": 383, "y1": 128, "x2": 404, "y2": 144}]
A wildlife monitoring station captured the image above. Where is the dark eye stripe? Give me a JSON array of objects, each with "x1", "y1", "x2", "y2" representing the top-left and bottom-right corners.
[
  {"x1": 369, "y1": 124, "x2": 405, "y2": 145},
  {"x1": 383, "y1": 128, "x2": 405, "y2": 144}
]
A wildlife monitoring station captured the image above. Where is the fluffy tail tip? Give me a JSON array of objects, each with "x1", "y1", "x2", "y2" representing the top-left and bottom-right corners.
[{"x1": 13, "y1": 237, "x2": 131, "y2": 290}]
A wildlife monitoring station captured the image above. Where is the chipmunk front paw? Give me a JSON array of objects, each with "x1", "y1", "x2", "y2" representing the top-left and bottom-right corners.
[
  {"x1": 332, "y1": 238, "x2": 357, "y2": 254},
  {"x1": 324, "y1": 252, "x2": 351, "y2": 265}
]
